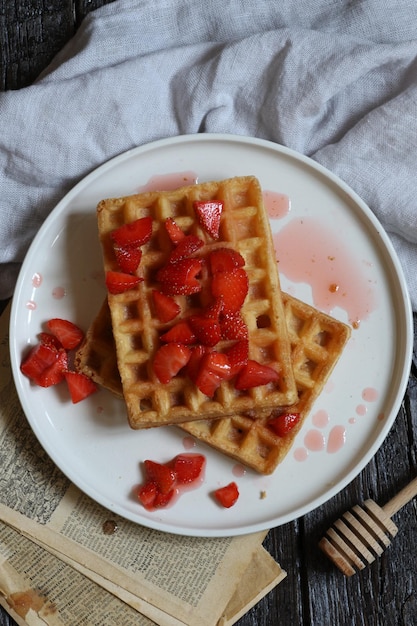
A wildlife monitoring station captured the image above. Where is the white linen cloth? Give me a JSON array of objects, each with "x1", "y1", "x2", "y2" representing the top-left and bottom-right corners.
[{"x1": 1, "y1": 0, "x2": 417, "y2": 309}]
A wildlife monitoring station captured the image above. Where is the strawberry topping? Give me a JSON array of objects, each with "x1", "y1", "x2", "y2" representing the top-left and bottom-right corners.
[
  {"x1": 114, "y1": 245, "x2": 142, "y2": 274},
  {"x1": 46, "y1": 318, "x2": 84, "y2": 350},
  {"x1": 165, "y1": 217, "x2": 186, "y2": 244},
  {"x1": 153, "y1": 343, "x2": 191, "y2": 384},
  {"x1": 268, "y1": 412, "x2": 301, "y2": 437},
  {"x1": 105, "y1": 270, "x2": 142, "y2": 294},
  {"x1": 214, "y1": 482, "x2": 239, "y2": 508},
  {"x1": 156, "y1": 257, "x2": 203, "y2": 295},
  {"x1": 195, "y1": 351, "x2": 231, "y2": 397},
  {"x1": 137, "y1": 452, "x2": 206, "y2": 511},
  {"x1": 208, "y1": 247, "x2": 245, "y2": 273},
  {"x1": 234, "y1": 359, "x2": 279, "y2": 390},
  {"x1": 193, "y1": 200, "x2": 223, "y2": 239},
  {"x1": 64, "y1": 371, "x2": 98, "y2": 404},
  {"x1": 211, "y1": 267, "x2": 249, "y2": 314},
  {"x1": 152, "y1": 290, "x2": 181, "y2": 323},
  {"x1": 111, "y1": 216, "x2": 152, "y2": 248}
]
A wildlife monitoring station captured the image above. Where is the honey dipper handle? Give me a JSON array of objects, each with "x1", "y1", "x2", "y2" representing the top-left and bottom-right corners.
[{"x1": 382, "y1": 475, "x2": 417, "y2": 518}]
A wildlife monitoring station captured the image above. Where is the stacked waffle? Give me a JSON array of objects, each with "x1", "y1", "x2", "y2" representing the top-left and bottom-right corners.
[{"x1": 76, "y1": 176, "x2": 350, "y2": 474}]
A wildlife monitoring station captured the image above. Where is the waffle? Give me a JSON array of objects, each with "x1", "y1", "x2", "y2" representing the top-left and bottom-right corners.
[
  {"x1": 75, "y1": 293, "x2": 351, "y2": 473},
  {"x1": 181, "y1": 293, "x2": 351, "y2": 473},
  {"x1": 96, "y1": 176, "x2": 297, "y2": 429}
]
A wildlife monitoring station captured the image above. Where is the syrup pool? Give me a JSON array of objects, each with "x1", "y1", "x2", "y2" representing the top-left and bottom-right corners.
[
  {"x1": 137, "y1": 171, "x2": 198, "y2": 193},
  {"x1": 263, "y1": 191, "x2": 290, "y2": 219},
  {"x1": 273, "y1": 216, "x2": 377, "y2": 326}
]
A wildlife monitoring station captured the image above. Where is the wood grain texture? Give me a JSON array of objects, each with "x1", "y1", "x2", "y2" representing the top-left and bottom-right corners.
[{"x1": 1, "y1": 3, "x2": 417, "y2": 625}]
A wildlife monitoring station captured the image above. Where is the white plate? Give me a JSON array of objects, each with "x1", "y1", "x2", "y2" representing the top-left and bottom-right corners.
[{"x1": 10, "y1": 134, "x2": 413, "y2": 537}]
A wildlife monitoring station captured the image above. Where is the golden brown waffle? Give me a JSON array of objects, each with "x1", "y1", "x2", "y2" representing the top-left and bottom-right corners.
[
  {"x1": 96, "y1": 176, "x2": 297, "y2": 429},
  {"x1": 75, "y1": 293, "x2": 350, "y2": 474},
  {"x1": 181, "y1": 293, "x2": 351, "y2": 473}
]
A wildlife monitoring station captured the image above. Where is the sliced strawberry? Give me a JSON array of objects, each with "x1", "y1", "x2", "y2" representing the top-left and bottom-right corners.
[
  {"x1": 268, "y1": 412, "x2": 301, "y2": 437},
  {"x1": 152, "y1": 343, "x2": 191, "y2": 384},
  {"x1": 160, "y1": 321, "x2": 196, "y2": 344},
  {"x1": 224, "y1": 340, "x2": 249, "y2": 377},
  {"x1": 211, "y1": 267, "x2": 248, "y2": 314},
  {"x1": 144, "y1": 460, "x2": 176, "y2": 494},
  {"x1": 172, "y1": 453, "x2": 206, "y2": 485},
  {"x1": 208, "y1": 247, "x2": 245, "y2": 274},
  {"x1": 153, "y1": 489, "x2": 176, "y2": 508},
  {"x1": 20, "y1": 342, "x2": 59, "y2": 383},
  {"x1": 168, "y1": 234, "x2": 204, "y2": 262},
  {"x1": 137, "y1": 481, "x2": 158, "y2": 510},
  {"x1": 195, "y1": 351, "x2": 231, "y2": 397},
  {"x1": 156, "y1": 258, "x2": 203, "y2": 295},
  {"x1": 185, "y1": 344, "x2": 208, "y2": 383},
  {"x1": 220, "y1": 311, "x2": 248, "y2": 340},
  {"x1": 105, "y1": 270, "x2": 142, "y2": 294},
  {"x1": 152, "y1": 290, "x2": 181, "y2": 323},
  {"x1": 111, "y1": 216, "x2": 153, "y2": 248},
  {"x1": 114, "y1": 244, "x2": 142, "y2": 274},
  {"x1": 46, "y1": 318, "x2": 84, "y2": 350},
  {"x1": 193, "y1": 200, "x2": 223, "y2": 239},
  {"x1": 203, "y1": 297, "x2": 224, "y2": 319},
  {"x1": 165, "y1": 217, "x2": 186, "y2": 244},
  {"x1": 37, "y1": 349, "x2": 68, "y2": 387},
  {"x1": 234, "y1": 359, "x2": 279, "y2": 390},
  {"x1": 39, "y1": 332, "x2": 63, "y2": 351},
  {"x1": 64, "y1": 371, "x2": 98, "y2": 403},
  {"x1": 214, "y1": 482, "x2": 239, "y2": 508},
  {"x1": 189, "y1": 315, "x2": 221, "y2": 347}
]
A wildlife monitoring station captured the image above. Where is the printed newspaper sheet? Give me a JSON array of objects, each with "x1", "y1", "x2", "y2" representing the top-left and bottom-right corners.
[{"x1": 0, "y1": 303, "x2": 286, "y2": 625}]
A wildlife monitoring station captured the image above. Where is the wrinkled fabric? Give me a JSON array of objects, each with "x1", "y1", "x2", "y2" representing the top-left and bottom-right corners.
[{"x1": 1, "y1": 0, "x2": 416, "y2": 308}]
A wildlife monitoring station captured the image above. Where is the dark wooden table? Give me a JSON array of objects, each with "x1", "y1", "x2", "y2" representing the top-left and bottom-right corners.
[{"x1": 2, "y1": 3, "x2": 417, "y2": 625}]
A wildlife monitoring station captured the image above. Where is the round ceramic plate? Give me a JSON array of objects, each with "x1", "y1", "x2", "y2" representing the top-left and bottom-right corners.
[{"x1": 9, "y1": 134, "x2": 413, "y2": 537}]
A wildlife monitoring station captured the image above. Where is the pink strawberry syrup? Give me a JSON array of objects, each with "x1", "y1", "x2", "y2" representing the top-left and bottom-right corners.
[
  {"x1": 273, "y1": 216, "x2": 377, "y2": 328},
  {"x1": 263, "y1": 191, "x2": 291, "y2": 219},
  {"x1": 136, "y1": 171, "x2": 198, "y2": 193}
]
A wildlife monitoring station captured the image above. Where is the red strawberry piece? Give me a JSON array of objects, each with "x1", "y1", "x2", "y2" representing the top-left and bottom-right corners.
[
  {"x1": 156, "y1": 258, "x2": 203, "y2": 295},
  {"x1": 152, "y1": 290, "x2": 181, "y2": 323},
  {"x1": 137, "y1": 481, "x2": 158, "y2": 510},
  {"x1": 220, "y1": 311, "x2": 248, "y2": 340},
  {"x1": 208, "y1": 247, "x2": 245, "y2": 274},
  {"x1": 268, "y1": 412, "x2": 301, "y2": 437},
  {"x1": 20, "y1": 342, "x2": 59, "y2": 383},
  {"x1": 153, "y1": 343, "x2": 191, "y2": 384},
  {"x1": 153, "y1": 489, "x2": 176, "y2": 508},
  {"x1": 160, "y1": 321, "x2": 196, "y2": 344},
  {"x1": 105, "y1": 270, "x2": 142, "y2": 294},
  {"x1": 193, "y1": 200, "x2": 223, "y2": 239},
  {"x1": 189, "y1": 315, "x2": 221, "y2": 347},
  {"x1": 39, "y1": 332, "x2": 63, "y2": 350},
  {"x1": 114, "y1": 244, "x2": 142, "y2": 274},
  {"x1": 46, "y1": 318, "x2": 84, "y2": 350},
  {"x1": 168, "y1": 234, "x2": 204, "y2": 262},
  {"x1": 195, "y1": 351, "x2": 231, "y2": 397},
  {"x1": 165, "y1": 217, "x2": 186, "y2": 244},
  {"x1": 214, "y1": 482, "x2": 239, "y2": 508},
  {"x1": 185, "y1": 344, "x2": 208, "y2": 383},
  {"x1": 37, "y1": 349, "x2": 68, "y2": 387},
  {"x1": 234, "y1": 359, "x2": 279, "y2": 390},
  {"x1": 203, "y1": 297, "x2": 224, "y2": 319},
  {"x1": 172, "y1": 453, "x2": 206, "y2": 485},
  {"x1": 224, "y1": 340, "x2": 249, "y2": 377},
  {"x1": 111, "y1": 216, "x2": 153, "y2": 248},
  {"x1": 144, "y1": 460, "x2": 176, "y2": 494},
  {"x1": 64, "y1": 371, "x2": 98, "y2": 403},
  {"x1": 211, "y1": 267, "x2": 249, "y2": 314}
]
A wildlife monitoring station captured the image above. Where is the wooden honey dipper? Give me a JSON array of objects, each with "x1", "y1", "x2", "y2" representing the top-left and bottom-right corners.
[{"x1": 318, "y1": 475, "x2": 417, "y2": 576}]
